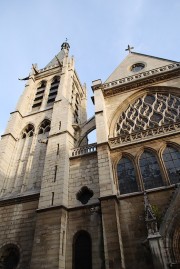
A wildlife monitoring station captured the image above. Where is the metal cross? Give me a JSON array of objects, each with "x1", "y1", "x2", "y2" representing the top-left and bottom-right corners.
[{"x1": 125, "y1": 44, "x2": 134, "y2": 53}]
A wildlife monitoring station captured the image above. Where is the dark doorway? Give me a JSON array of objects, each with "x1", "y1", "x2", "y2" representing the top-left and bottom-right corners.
[
  {"x1": 73, "y1": 230, "x2": 92, "y2": 269},
  {"x1": 0, "y1": 244, "x2": 20, "y2": 269}
]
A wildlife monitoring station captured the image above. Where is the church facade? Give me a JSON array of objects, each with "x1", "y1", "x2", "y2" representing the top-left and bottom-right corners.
[{"x1": 0, "y1": 41, "x2": 179, "y2": 269}]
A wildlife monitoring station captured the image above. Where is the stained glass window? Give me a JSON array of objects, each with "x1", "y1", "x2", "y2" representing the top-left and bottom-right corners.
[
  {"x1": 140, "y1": 151, "x2": 164, "y2": 189},
  {"x1": 162, "y1": 146, "x2": 180, "y2": 184},
  {"x1": 117, "y1": 157, "x2": 139, "y2": 194}
]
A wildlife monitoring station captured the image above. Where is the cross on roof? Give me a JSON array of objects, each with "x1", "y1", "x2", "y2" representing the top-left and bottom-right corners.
[{"x1": 125, "y1": 44, "x2": 134, "y2": 53}]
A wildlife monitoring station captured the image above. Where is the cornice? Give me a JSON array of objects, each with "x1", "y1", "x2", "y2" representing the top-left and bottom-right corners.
[
  {"x1": 1, "y1": 133, "x2": 17, "y2": 141},
  {"x1": 109, "y1": 122, "x2": 180, "y2": 149},
  {"x1": 34, "y1": 65, "x2": 62, "y2": 80},
  {"x1": 101, "y1": 63, "x2": 180, "y2": 97},
  {"x1": 48, "y1": 130, "x2": 76, "y2": 140},
  {"x1": 36, "y1": 202, "x2": 100, "y2": 213},
  {"x1": 10, "y1": 110, "x2": 23, "y2": 117},
  {"x1": 0, "y1": 192, "x2": 40, "y2": 207}
]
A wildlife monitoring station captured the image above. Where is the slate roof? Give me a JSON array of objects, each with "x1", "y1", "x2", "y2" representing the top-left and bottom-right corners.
[{"x1": 45, "y1": 49, "x2": 65, "y2": 68}]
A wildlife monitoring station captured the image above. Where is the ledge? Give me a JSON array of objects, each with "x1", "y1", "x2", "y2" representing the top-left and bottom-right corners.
[
  {"x1": 109, "y1": 123, "x2": 180, "y2": 148},
  {"x1": 0, "y1": 192, "x2": 40, "y2": 207},
  {"x1": 36, "y1": 202, "x2": 100, "y2": 213},
  {"x1": 1, "y1": 133, "x2": 17, "y2": 141},
  {"x1": 118, "y1": 185, "x2": 176, "y2": 200}
]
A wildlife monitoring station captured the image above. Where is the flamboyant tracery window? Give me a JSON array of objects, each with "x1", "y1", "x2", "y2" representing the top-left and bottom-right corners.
[
  {"x1": 117, "y1": 157, "x2": 139, "y2": 194},
  {"x1": 139, "y1": 151, "x2": 164, "y2": 190},
  {"x1": 163, "y1": 146, "x2": 180, "y2": 184},
  {"x1": 116, "y1": 93, "x2": 180, "y2": 136}
]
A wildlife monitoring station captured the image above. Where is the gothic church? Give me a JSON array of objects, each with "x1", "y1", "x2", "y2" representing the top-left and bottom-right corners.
[{"x1": 0, "y1": 41, "x2": 179, "y2": 269}]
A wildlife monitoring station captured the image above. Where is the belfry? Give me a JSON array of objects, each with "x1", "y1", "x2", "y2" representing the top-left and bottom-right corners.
[{"x1": 0, "y1": 42, "x2": 179, "y2": 269}]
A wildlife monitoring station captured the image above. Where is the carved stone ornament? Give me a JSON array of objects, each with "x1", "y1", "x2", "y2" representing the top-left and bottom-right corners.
[
  {"x1": 76, "y1": 186, "x2": 94, "y2": 204},
  {"x1": 144, "y1": 192, "x2": 159, "y2": 236}
]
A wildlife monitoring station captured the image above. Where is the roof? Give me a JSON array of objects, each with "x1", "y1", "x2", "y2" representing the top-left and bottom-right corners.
[
  {"x1": 104, "y1": 52, "x2": 177, "y2": 83},
  {"x1": 45, "y1": 49, "x2": 65, "y2": 68}
]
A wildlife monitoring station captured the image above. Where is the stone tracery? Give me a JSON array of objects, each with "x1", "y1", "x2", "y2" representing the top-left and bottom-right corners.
[{"x1": 116, "y1": 93, "x2": 180, "y2": 136}]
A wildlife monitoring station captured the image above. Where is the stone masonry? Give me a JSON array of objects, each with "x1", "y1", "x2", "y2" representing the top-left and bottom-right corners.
[{"x1": 0, "y1": 42, "x2": 179, "y2": 269}]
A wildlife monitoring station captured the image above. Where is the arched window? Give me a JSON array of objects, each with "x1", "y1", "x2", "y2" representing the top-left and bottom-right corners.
[
  {"x1": 38, "y1": 119, "x2": 51, "y2": 134},
  {"x1": 32, "y1": 80, "x2": 46, "y2": 110},
  {"x1": 162, "y1": 146, "x2": 180, "y2": 184},
  {"x1": 21, "y1": 124, "x2": 35, "y2": 139},
  {"x1": 73, "y1": 231, "x2": 92, "y2": 269},
  {"x1": 0, "y1": 244, "x2": 20, "y2": 269},
  {"x1": 117, "y1": 157, "x2": 138, "y2": 194},
  {"x1": 47, "y1": 76, "x2": 60, "y2": 105},
  {"x1": 140, "y1": 151, "x2": 164, "y2": 190}
]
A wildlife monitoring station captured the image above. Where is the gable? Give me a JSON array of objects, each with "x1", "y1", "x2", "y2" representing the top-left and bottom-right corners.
[{"x1": 105, "y1": 52, "x2": 176, "y2": 83}]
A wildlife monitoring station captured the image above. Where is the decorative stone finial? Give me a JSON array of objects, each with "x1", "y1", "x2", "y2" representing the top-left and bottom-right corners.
[
  {"x1": 61, "y1": 38, "x2": 70, "y2": 51},
  {"x1": 144, "y1": 192, "x2": 159, "y2": 236}
]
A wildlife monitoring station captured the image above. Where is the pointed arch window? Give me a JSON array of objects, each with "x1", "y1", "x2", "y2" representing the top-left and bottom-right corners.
[
  {"x1": 32, "y1": 80, "x2": 47, "y2": 110},
  {"x1": 162, "y1": 146, "x2": 180, "y2": 184},
  {"x1": 38, "y1": 119, "x2": 51, "y2": 134},
  {"x1": 117, "y1": 157, "x2": 138, "y2": 194},
  {"x1": 73, "y1": 231, "x2": 92, "y2": 269},
  {"x1": 47, "y1": 76, "x2": 60, "y2": 105},
  {"x1": 21, "y1": 124, "x2": 35, "y2": 139},
  {"x1": 140, "y1": 151, "x2": 164, "y2": 190}
]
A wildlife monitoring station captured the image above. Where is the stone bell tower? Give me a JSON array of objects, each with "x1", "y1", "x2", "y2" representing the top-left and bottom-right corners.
[
  {"x1": 0, "y1": 40, "x2": 87, "y2": 199},
  {"x1": 0, "y1": 41, "x2": 88, "y2": 268}
]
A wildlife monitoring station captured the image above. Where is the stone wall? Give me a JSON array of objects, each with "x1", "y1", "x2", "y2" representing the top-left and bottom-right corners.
[
  {"x1": 0, "y1": 198, "x2": 38, "y2": 268},
  {"x1": 69, "y1": 153, "x2": 100, "y2": 207},
  {"x1": 66, "y1": 207, "x2": 103, "y2": 269},
  {"x1": 30, "y1": 208, "x2": 63, "y2": 269}
]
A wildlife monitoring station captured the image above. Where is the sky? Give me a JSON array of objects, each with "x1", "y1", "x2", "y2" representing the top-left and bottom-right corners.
[{"x1": 0, "y1": 0, "x2": 180, "y2": 137}]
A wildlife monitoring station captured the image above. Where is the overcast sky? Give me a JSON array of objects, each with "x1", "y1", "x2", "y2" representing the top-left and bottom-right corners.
[{"x1": 0, "y1": 0, "x2": 180, "y2": 136}]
